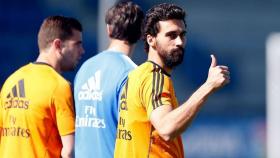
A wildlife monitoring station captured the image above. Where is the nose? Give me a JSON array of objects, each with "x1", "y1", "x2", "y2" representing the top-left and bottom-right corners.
[
  {"x1": 175, "y1": 36, "x2": 184, "y2": 47},
  {"x1": 80, "y1": 46, "x2": 85, "y2": 55}
]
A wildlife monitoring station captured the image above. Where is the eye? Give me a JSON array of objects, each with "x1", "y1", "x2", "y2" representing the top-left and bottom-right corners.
[
  {"x1": 166, "y1": 32, "x2": 178, "y2": 40},
  {"x1": 75, "y1": 41, "x2": 83, "y2": 46},
  {"x1": 180, "y1": 31, "x2": 186, "y2": 37}
]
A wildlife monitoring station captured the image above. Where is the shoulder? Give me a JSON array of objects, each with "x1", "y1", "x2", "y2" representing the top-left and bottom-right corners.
[
  {"x1": 102, "y1": 52, "x2": 137, "y2": 70},
  {"x1": 52, "y1": 75, "x2": 72, "y2": 98},
  {"x1": 1, "y1": 64, "x2": 30, "y2": 88},
  {"x1": 129, "y1": 62, "x2": 171, "y2": 85},
  {"x1": 129, "y1": 62, "x2": 153, "y2": 77},
  {"x1": 32, "y1": 64, "x2": 71, "y2": 92}
]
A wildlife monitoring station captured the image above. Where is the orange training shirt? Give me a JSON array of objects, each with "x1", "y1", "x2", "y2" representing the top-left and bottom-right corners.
[
  {"x1": 0, "y1": 63, "x2": 75, "y2": 158},
  {"x1": 114, "y1": 61, "x2": 184, "y2": 158}
]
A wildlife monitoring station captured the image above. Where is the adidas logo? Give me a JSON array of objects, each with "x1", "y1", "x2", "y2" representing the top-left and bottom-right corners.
[
  {"x1": 78, "y1": 70, "x2": 103, "y2": 101},
  {"x1": 4, "y1": 79, "x2": 29, "y2": 110}
]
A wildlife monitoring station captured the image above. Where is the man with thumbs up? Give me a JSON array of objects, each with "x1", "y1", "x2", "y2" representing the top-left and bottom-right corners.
[{"x1": 114, "y1": 3, "x2": 230, "y2": 158}]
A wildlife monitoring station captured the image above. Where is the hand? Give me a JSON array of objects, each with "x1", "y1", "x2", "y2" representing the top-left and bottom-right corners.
[{"x1": 205, "y1": 54, "x2": 230, "y2": 90}]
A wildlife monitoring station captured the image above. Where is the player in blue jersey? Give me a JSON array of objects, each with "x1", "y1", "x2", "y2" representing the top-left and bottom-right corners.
[{"x1": 74, "y1": 1, "x2": 144, "y2": 158}]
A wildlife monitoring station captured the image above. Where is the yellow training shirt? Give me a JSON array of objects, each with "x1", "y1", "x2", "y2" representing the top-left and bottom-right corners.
[
  {"x1": 0, "y1": 63, "x2": 75, "y2": 158},
  {"x1": 115, "y1": 61, "x2": 184, "y2": 158}
]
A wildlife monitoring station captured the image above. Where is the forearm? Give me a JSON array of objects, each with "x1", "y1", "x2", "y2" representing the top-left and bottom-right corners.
[
  {"x1": 152, "y1": 55, "x2": 230, "y2": 141},
  {"x1": 61, "y1": 134, "x2": 74, "y2": 158},
  {"x1": 156, "y1": 83, "x2": 214, "y2": 140}
]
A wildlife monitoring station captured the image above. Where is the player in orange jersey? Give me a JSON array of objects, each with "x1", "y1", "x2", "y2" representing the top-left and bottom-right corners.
[
  {"x1": 114, "y1": 3, "x2": 230, "y2": 158},
  {"x1": 0, "y1": 15, "x2": 84, "y2": 158}
]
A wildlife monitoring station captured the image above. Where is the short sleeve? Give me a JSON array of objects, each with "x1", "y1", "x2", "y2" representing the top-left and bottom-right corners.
[
  {"x1": 141, "y1": 72, "x2": 173, "y2": 118},
  {"x1": 52, "y1": 82, "x2": 75, "y2": 136}
]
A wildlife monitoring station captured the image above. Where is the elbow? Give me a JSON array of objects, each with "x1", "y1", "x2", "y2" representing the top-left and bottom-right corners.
[
  {"x1": 161, "y1": 134, "x2": 172, "y2": 142},
  {"x1": 157, "y1": 128, "x2": 175, "y2": 141},
  {"x1": 61, "y1": 153, "x2": 73, "y2": 158},
  {"x1": 61, "y1": 148, "x2": 73, "y2": 158}
]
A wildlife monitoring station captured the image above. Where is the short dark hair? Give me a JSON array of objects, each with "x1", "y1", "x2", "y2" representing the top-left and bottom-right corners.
[
  {"x1": 38, "y1": 15, "x2": 82, "y2": 51},
  {"x1": 142, "y1": 3, "x2": 186, "y2": 52},
  {"x1": 105, "y1": 1, "x2": 144, "y2": 44}
]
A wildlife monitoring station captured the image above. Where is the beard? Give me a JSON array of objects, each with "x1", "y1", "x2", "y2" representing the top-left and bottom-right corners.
[
  {"x1": 60, "y1": 53, "x2": 78, "y2": 71},
  {"x1": 157, "y1": 45, "x2": 185, "y2": 69},
  {"x1": 61, "y1": 61, "x2": 76, "y2": 71}
]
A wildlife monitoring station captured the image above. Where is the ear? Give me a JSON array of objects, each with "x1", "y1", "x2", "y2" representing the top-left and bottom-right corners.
[
  {"x1": 147, "y1": 34, "x2": 156, "y2": 48},
  {"x1": 106, "y1": 24, "x2": 112, "y2": 37},
  {"x1": 53, "y1": 39, "x2": 62, "y2": 50}
]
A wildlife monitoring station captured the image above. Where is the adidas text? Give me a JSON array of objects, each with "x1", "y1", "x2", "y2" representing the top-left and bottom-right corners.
[{"x1": 78, "y1": 91, "x2": 103, "y2": 101}]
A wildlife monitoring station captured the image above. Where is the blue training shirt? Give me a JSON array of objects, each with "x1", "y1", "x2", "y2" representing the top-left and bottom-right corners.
[{"x1": 74, "y1": 50, "x2": 136, "y2": 158}]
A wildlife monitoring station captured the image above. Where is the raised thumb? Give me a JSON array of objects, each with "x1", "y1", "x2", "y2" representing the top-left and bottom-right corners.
[{"x1": 210, "y1": 54, "x2": 217, "y2": 67}]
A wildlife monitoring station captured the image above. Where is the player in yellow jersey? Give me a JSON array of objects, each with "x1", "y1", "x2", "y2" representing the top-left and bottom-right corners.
[
  {"x1": 114, "y1": 3, "x2": 230, "y2": 158},
  {"x1": 0, "y1": 16, "x2": 84, "y2": 158}
]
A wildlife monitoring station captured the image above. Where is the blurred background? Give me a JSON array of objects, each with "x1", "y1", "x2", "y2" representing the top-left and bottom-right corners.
[{"x1": 1, "y1": 0, "x2": 279, "y2": 157}]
